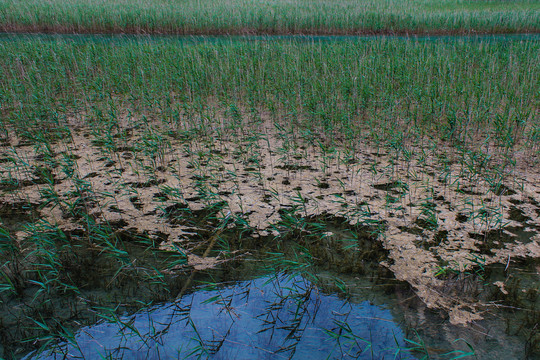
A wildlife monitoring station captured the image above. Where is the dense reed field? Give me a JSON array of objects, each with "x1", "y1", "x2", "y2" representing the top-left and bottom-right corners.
[
  {"x1": 0, "y1": 0, "x2": 539, "y2": 35},
  {"x1": 1, "y1": 37, "x2": 538, "y2": 141},
  {"x1": 0, "y1": 37, "x2": 539, "y2": 358}
]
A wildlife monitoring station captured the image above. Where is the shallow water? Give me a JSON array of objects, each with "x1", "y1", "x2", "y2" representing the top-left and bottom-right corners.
[
  {"x1": 25, "y1": 273, "x2": 416, "y2": 360},
  {"x1": 20, "y1": 257, "x2": 539, "y2": 360}
]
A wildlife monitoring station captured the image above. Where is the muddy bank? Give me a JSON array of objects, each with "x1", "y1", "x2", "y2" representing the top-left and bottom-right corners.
[{"x1": 1, "y1": 114, "x2": 539, "y2": 332}]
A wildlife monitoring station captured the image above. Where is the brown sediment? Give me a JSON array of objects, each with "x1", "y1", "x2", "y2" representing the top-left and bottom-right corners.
[{"x1": 1, "y1": 113, "x2": 539, "y2": 326}]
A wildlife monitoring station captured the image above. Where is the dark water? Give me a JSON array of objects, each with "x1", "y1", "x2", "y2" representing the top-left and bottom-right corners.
[
  {"x1": 24, "y1": 273, "x2": 416, "y2": 360},
  {"x1": 21, "y1": 259, "x2": 539, "y2": 360}
]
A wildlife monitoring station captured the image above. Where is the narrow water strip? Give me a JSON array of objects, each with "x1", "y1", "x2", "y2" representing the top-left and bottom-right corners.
[{"x1": 0, "y1": 32, "x2": 538, "y2": 44}]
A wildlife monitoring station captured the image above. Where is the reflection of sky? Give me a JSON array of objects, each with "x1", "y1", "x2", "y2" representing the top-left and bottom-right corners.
[{"x1": 28, "y1": 274, "x2": 416, "y2": 359}]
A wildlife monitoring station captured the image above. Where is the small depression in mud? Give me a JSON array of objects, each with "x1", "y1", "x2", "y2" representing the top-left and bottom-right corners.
[
  {"x1": 1, "y1": 213, "x2": 538, "y2": 359},
  {"x1": 0, "y1": 201, "x2": 40, "y2": 232}
]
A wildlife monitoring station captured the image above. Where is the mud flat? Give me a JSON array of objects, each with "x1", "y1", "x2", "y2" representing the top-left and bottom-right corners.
[{"x1": 1, "y1": 116, "x2": 539, "y2": 358}]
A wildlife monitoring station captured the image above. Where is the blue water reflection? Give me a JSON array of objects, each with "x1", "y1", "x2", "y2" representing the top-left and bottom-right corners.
[{"x1": 29, "y1": 274, "x2": 415, "y2": 359}]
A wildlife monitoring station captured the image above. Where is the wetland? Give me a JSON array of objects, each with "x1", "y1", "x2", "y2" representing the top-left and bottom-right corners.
[{"x1": 0, "y1": 31, "x2": 539, "y2": 360}]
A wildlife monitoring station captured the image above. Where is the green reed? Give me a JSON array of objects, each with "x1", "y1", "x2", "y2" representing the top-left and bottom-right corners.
[
  {"x1": 0, "y1": 35, "x2": 537, "y2": 359},
  {"x1": 0, "y1": 0, "x2": 538, "y2": 34},
  {"x1": 1, "y1": 38, "x2": 537, "y2": 152}
]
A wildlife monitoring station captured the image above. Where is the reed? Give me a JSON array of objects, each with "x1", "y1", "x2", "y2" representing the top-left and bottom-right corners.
[
  {"x1": 0, "y1": 32, "x2": 538, "y2": 360},
  {"x1": 0, "y1": 0, "x2": 538, "y2": 35}
]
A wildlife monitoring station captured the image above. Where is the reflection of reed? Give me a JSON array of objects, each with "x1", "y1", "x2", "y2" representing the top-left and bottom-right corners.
[
  {"x1": 176, "y1": 211, "x2": 231, "y2": 300},
  {"x1": 28, "y1": 271, "x2": 419, "y2": 359}
]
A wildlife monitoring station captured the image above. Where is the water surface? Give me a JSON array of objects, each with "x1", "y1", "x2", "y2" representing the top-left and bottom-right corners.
[
  {"x1": 0, "y1": 33, "x2": 538, "y2": 44},
  {"x1": 26, "y1": 273, "x2": 416, "y2": 359}
]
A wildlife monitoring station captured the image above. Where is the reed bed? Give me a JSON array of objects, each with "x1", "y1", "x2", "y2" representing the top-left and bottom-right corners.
[
  {"x1": 0, "y1": 37, "x2": 538, "y2": 146},
  {"x1": 0, "y1": 0, "x2": 539, "y2": 35},
  {"x1": 0, "y1": 37, "x2": 539, "y2": 358}
]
